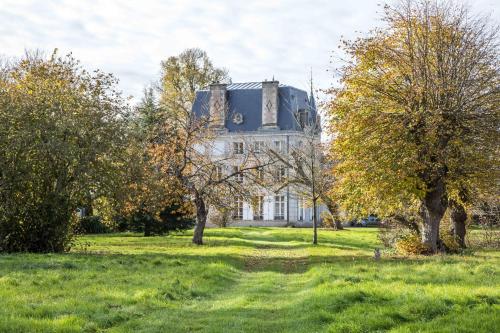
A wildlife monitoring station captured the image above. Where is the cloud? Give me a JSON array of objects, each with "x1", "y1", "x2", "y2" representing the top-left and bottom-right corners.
[{"x1": 1, "y1": 0, "x2": 498, "y2": 103}]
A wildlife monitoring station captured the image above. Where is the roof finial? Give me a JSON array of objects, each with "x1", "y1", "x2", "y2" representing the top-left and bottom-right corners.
[
  {"x1": 272, "y1": 75, "x2": 275, "y2": 81},
  {"x1": 309, "y1": 67, "x2": 316, "y2": 110}
]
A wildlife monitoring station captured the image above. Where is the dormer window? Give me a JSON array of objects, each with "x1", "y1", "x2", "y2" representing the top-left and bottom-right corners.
[{"x1": 298, "y1": 109, "x2": 309, "y2": 128}]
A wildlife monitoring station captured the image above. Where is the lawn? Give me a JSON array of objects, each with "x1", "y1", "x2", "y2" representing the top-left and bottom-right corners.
[{"x1": 0, "y1": 228, "x2": 498, "y2": 333}]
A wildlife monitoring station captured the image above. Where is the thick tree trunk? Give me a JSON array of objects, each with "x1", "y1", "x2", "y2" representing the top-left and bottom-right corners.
[
  {"x1": 312, "y1": 198, "x2": 318, "y2": 245},
  {"x1": 192, "y1": 193, "x2": 207, "y2": 245},
  {"x1": 321, "y1": 194, "x2": 344, "y2": 230},
  {"x1": 449, "y1": 200, "x2": 467, "y2": 248},
  {"x1": 419, "y1": 180, "x2": 447, "y2": 253}
]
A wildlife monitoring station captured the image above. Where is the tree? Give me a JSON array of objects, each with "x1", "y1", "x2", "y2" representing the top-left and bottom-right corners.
[
  {"x1": 154, "y1": 48, "x2": 271, "y2": 245},
  {"x1": 0, "y1": 51, "x2": 128, "y2": 252},
  {"x1": 159, "y1": 48, "x2": 229, "y2": 114},
  {"x1": 327, "y1": 0, "x2": 499, "y2": 253},
  {"x1": 269, "y1": 112, "x2": 342, "y2": 244}
]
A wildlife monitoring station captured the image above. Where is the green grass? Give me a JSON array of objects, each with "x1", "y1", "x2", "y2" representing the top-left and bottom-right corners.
[{"x1": 0, "y1": 227, "x2": 499, "y2": 333}]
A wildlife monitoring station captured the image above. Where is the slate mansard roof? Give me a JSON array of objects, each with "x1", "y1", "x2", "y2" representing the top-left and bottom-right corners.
[{"x1": 191, "y1": 82, "x2": 318, "y2": 132}]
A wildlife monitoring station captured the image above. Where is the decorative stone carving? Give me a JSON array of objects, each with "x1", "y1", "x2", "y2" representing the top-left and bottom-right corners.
[{"x1": 232, "y1": 112, "x2": 244, "y2": 125}]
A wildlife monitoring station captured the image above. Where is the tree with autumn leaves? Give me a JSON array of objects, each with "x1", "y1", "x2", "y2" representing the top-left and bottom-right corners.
[
  {"x1": 151, "y1": 48, "x2": 275, "y2": 245},
  {"x1": 0, "y1": 51, "x2": 129, "y2": 252},
  {"x1": 326, "y1": 0, "x2": 499, "y2": 253}
]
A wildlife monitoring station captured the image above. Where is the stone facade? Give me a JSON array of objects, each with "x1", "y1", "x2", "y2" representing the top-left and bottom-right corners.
[{"x1": 204, "y1": 130, "x2": 325, "y2": 228}]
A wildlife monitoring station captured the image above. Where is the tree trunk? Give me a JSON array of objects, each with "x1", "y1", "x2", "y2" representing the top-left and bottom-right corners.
[
  {"x1": 449, "y1": 200, "x2": 467, "y2": 248},
  {"x1": 419, "y1": 180, "x2": 447, "y2": 253},
  {"x1": 312, "y1": 198, "x2": 318, "y2": 245},
  {"x1": 192, "y1": 193, "x2": 207, "y2": 245},
  {"x1": 321, "y1": 194, "x2": 344, "y2": 230}
]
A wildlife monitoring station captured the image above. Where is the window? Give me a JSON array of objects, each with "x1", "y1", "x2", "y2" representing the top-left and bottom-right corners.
[
  {"x1": 274, "y1": 196, "x2": 285, "y2": 220},
  {"x1": 275, "y1": 165, "x2": 286, "y2": 182},
  {"x1": 233, "y1": 166, "x2": 243, "y2": 183},
  {"x1": 233, "y1": 197, "x2": 243, "y2": 220},
  {"x1": 298, "y1": 197, "x2": 305, "y2": 221},
  {"x1": 214, "y1": 165, "x2": 223, "y2": 180},
  {"x1": 252, "y1": 196, "x2": 264, "y2": 220},
  {"x1": 274, "y1": 140, "x2": 286, "y2": 153},
  {"x1": 298, "y1": 109, "x2": 309, "y2": 128},
  {"x1": 254, "y1": 141, "x2": 265, "y2": 154},
  {"x1": 233, "y1": 142, "x2": 244, "y2": 154},
  {"x1": 257, "y1": 167, "x2": 265, "y2": 181}
]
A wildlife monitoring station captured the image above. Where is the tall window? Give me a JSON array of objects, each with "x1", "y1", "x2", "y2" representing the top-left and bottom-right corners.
[
  {"x1": 257, "y1": 167, "x2": 265, "y2": 181},
  {"x1": 274, "y1": 140, "x2": 285, "y2": 153},
  {"x1": 274, "y1": 195, "x2": 285, "y2": 220},
  {"x1": 233, "y1": 166, "x2": 243, "y2": 183},
  {"x1": 275, "y1": 165, "x2": 286, "y2": 182},
  {"x1": 254, "y1": 141, "x2": 265, "y2": 154},
  {"x1": 252, "y1": 196, "x2": 264, "y2": 220},
  {"x1": 233, "y1": 197, "x2": 243, "y2": 220},
  {"x1": 233, "y1": 142, "x2": 244, "y2": 154},
  {"x1": 298, "y1": 197, "x2": 305, "y2": 221},
  {"x1": 215, "y1": 165, "x2": 223, "y2": 180}
]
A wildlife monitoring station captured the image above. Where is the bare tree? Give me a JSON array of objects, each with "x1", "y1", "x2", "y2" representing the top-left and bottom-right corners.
[
  {"x1": 150, "y1": 100, "x2": 276, "y2": 244},
  {"x1": 268, "y1": 81, "x2": 343, "y2": 244}
]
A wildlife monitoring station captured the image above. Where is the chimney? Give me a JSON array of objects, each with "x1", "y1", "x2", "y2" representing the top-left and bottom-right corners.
[
  {"x1": 261, "y1": 80, "x2": 279, "y2": 128},
  {"x1": 209, "y1": 83, "x2": 227, "y2": 128}
]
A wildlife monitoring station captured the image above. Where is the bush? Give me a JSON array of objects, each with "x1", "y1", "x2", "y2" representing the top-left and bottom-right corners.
[
  {"x1": 395, "y1": 234, "x2": 431, "y2": 255},
  {"x1": 0, "y1": 194, "x2": 74, "y2": 253},
  {"x1": 378, "y1": 214, "x2": 421, "y2": 248},
  {"x1": 159, "y1": 203, "x2": 195, "y2": 233},
  {"x1": 75, "y1": 216, "x2": 110, "y2": 234},
  {"x1": 209, "y1": 208, "x2": 231, "y2": 227},
  {"x1": 129, "y1": 203, "x2": 195, "y2": 236},
  {"x1": 320, "y1": 212, "x2": 343, "y2": 230},
  {"x1": 440, "y1": 233, "x2": 462, "y2": 254}
]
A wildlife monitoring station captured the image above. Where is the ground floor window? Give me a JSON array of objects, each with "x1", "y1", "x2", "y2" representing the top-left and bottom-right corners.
[
  {"x1": 252, "y1": 196, "x2": 264, "y2": 220},
  {"x1": 274, "y1": 195, "x2": 285, "y2": 220},
  {"x1": 298, "y1": 197, "x2": 305, "y2": 221},
  {"x1": 233, "y1": 197, "x2": 243, "y2": 220}
]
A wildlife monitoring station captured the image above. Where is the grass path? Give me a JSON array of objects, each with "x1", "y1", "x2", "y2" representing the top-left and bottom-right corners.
[{"x1": 0, "y1": 228, "x2": 499, "y2": 332}]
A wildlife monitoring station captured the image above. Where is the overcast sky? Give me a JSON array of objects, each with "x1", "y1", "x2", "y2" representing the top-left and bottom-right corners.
[{"x1": 1, "y1": 0, "x2": 498, "y2": 103}]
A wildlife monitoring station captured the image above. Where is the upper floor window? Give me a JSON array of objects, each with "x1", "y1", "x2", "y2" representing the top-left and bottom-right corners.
[
  {"x1": 233, "y1": 142, "x2": 244, "y2": 154},
  {"x1": 254, "y1": 141, "x2": 265, "y2": 154},
  {"x1": 276, "y1": 165, "x2": 286, "y2": 182},
  {"x1": 233, "y1": 166, "x2": 244, "y2": 183},
  {"x1": 274, "y1": 140, "x2": 286, "y2": 153},
  {"x1": 214, "y1": 165, "x2": 223, "y2": 180}
]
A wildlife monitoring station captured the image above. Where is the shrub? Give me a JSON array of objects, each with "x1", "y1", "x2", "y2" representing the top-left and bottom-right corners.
[
  {"x1": 129, "y1": 203, "x2": 195, "y2": 236},
  {"x1": 321, "y1": 212, "x2": 335, "y2": 228},
  {"x1": 320, "y1": 211, "x2": 344, "y2": 230},
  {"x1": 440, "y1": 233, "x2": 462, "y2": 254},
  {"x1": 395, "y1": 234, "x2": 431, "y2": 255},
  {"x1": 0, "y1": 194, "x2": 74, "y2": 253},
  {"x1": 378, "y1": 214, "x2": 421, "y2": 248},
  {"x1": 75, "y1": 216, "x2": 110, "y2": 234},
  {"x1": 209, "y1": 208, "x2": 231, "y2": 227},
  {"x1": 158, "y1": 203, "x2": 195, "y2": 233}
]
